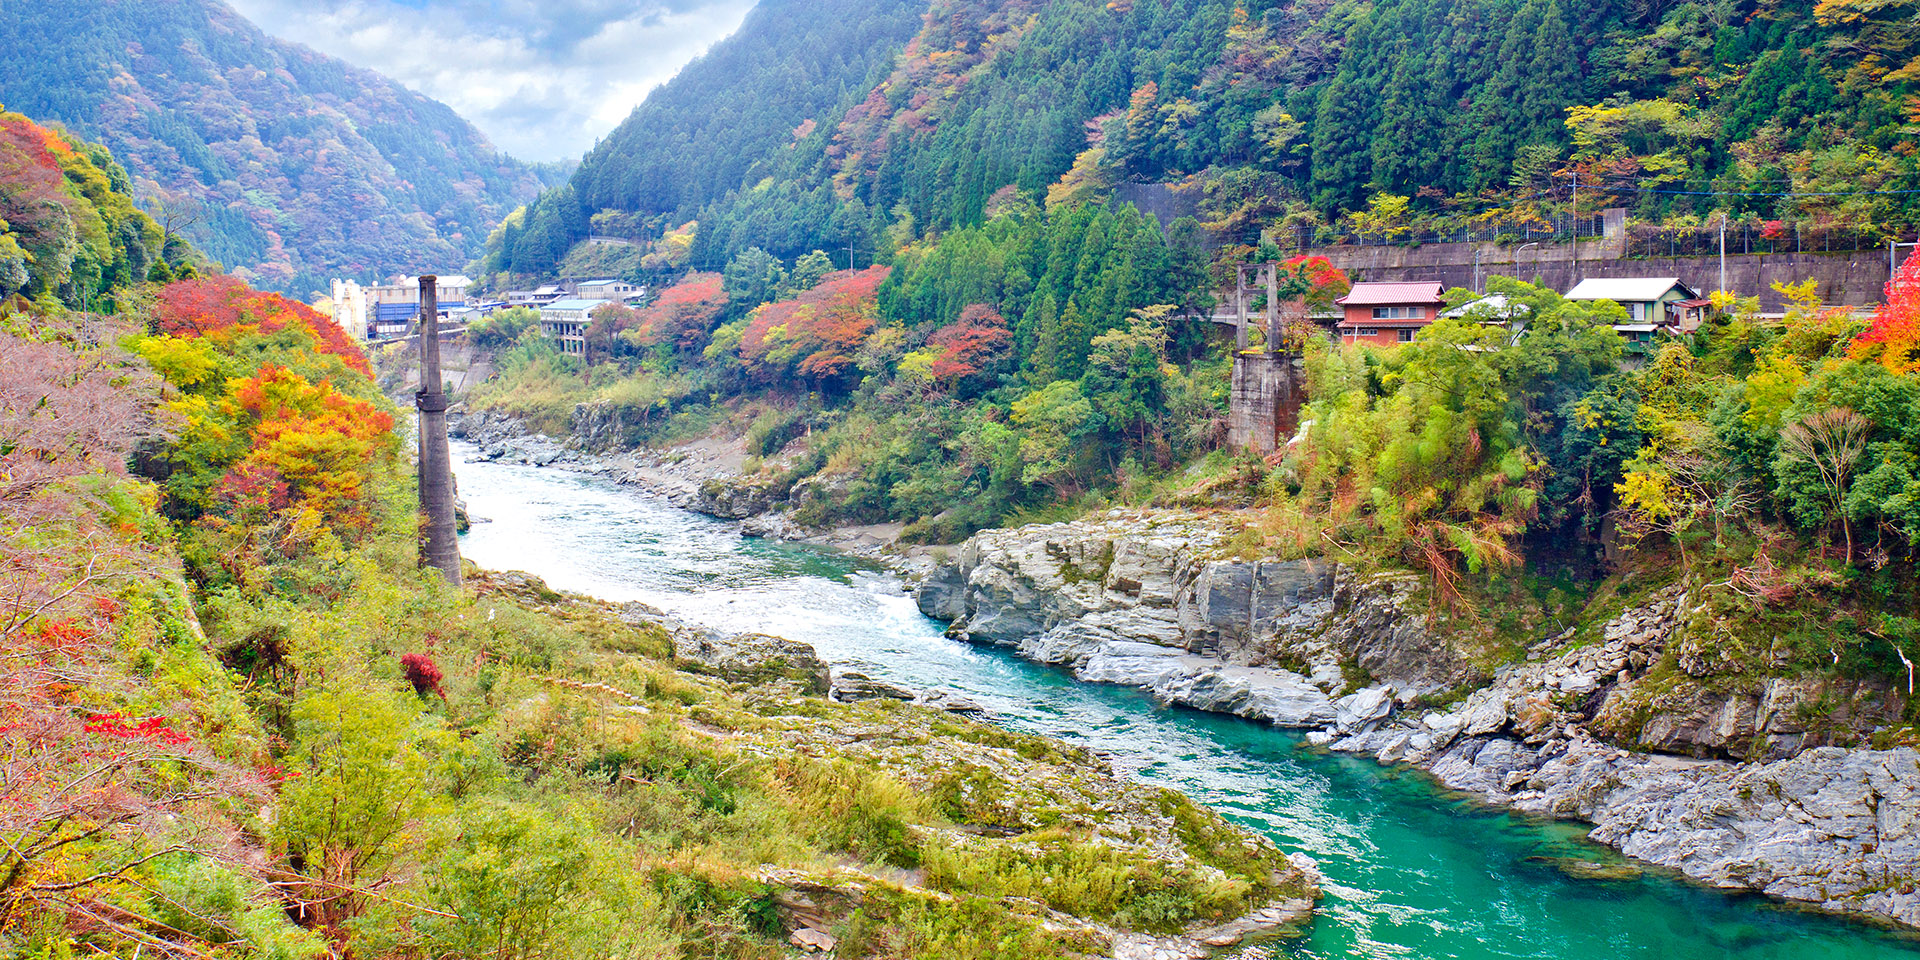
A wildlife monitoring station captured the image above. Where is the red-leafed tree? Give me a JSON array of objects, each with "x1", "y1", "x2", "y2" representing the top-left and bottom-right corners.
[
  {"x1": 151, "y1": 276, "x2": 370, "y2": 376},
  {"x1": 738, "y1": 267, "x2": 891, "y2": 388},
  {"x1": 1852, "y1": 252, "x2": 1920, "y2": 374},
  {"x1": 926, "y1": 303, "x2": 1012, "y2": 393},
  {"x1": 624, "y1": 272, "x2": 728, "y2": 356},
  {"x1": 1276, "y1": 254, "x2": 1351, "y2": 309},
  {"x1": 1, "y1": 313, "x2": 163, "y2": 644}
]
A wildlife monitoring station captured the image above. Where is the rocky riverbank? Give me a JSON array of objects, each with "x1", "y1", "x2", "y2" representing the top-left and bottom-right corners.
[
  {"x1": 915, "y1": 511, "x2": 1920, "y2": 929},
  {"x1": 450, "y1": 408, "x2": 902, "y2": 557}
]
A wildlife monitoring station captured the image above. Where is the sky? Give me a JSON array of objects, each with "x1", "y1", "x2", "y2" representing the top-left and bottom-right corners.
[{"x1": 226, "y1": 0, "x2": 759, "y2": 163}]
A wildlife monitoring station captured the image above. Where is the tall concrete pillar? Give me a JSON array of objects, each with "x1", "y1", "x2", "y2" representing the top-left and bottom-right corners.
[
  {"x1": 415, "y1": 275, "x2": 462, "y2": 586},
  {"x1": 1235, "y1": 267, "x2": 1249, "y2": 351},
  {"x1": 1265, "y1": 262, "x2": 1280, "y2": 352}
]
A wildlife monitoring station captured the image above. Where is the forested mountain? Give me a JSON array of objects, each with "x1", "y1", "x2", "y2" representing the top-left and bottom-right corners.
[
  {"x1": 0, "y1": 0, "x2": 541, "y2": 296},
  {"x1": 481, "y1": 0, "x2": 926, "y2": 279},
  {"x1": 482, "y1": 0, "x2": 1917, "y2": 280}
]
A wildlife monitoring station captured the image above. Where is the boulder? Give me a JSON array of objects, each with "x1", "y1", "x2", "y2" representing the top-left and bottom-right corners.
[
  {"x1": 830, "y1": 670, "x2": 919, "y2": 703},
  {"x1": 696, "y1": 476, "x2": 782, "y2": 519},
  {"x1": 674, "y1": 630, "x2": 830, "y2": 695},
  {"x1": 1334, "y1": 685, "x2": 1396, "y2": 734},
  {"x1": 913, "y1": 562, "x2": 969, "y2": 621}
]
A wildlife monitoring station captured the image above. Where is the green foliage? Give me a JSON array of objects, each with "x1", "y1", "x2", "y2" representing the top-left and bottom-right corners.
[
  {"x1": 403, "y1": 802, "x2": 681, "y2": 960},
  {"x1": 921, "y1": 832, "x2": 1253, "y2": 934},
  {"x1": 0, "y1": 111, "x2": 182, "y2": 306},
  {"x1": 468, "y1": 305, "x2": 541, "y2": 348}
]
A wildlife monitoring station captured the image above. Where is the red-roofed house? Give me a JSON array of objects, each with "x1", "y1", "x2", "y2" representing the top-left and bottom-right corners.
[{"x1": 1335, "y1": 281, "x2": 1447, "y2": 346}]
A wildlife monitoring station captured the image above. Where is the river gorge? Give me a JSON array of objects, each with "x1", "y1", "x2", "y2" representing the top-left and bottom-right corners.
[{"x1": 452, "y1": 443, "x2": 1920, "y2": 958}]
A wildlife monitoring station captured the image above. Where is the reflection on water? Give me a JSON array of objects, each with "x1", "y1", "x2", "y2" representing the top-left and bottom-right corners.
[{"x1": 455, "y1": 446, "x2": 1920, "y2": 959}]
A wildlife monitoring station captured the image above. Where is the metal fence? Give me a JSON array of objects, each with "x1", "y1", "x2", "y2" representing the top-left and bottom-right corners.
[
  {"x1": 1623, "y1": 224, "x2": 1916, "y2": 258},
  {"x1": 1278, "y1": 214, "x2": 1610, "y2": 251}
]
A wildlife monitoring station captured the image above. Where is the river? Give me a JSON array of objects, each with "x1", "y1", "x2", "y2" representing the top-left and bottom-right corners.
[{"x1": 453, "y1": 446, "x2": 1920, "y2": 959}]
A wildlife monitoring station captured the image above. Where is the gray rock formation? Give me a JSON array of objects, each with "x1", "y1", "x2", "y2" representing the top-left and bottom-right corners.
[
  {"x1": 828, "y1": 669, "x2": 986, "y2": 714},
  {"x1": 696, "y1": 475, "x2": 783, "y2": 519},
  {"x1": 914, "y1": 514, "x2": 1920, "y2": 929},
  {"x1": 917, "y1": 511, "x2": 1471, "y2": 702}
]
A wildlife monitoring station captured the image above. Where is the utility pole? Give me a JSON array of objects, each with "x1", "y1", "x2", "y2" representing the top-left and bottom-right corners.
[
  {"x1": 1569, "y1": 170, "x2": 1579, "y2": 283},
  {"x1": 415, "y1": 275, "x2": 462, "y2": 586},
  {"x1": 1235, "y1": 266, "x2": 1249, "y2": 352},
  {"x1": 1719, "y1": 215, "x2": 1727, "y2": 293}
]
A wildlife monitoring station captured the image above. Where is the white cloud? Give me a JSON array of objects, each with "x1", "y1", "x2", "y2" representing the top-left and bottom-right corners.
[{"x1": 226, "y1": 0, "x2": 757, "y2": 162}]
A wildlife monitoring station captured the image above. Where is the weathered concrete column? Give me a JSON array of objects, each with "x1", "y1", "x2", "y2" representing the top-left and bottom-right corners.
[
  {"x1": 1227, "y1": 353, "x2": 1308, "y2": 453},
  {"x1": 1235, "y1": 266, "x2": 1249, "y2": 351},
  {"x1": 415, "y1": 275, "x2": 462, "y2": 586},
  {"x1": 1265, "y1": 262, "x2": 1280, "y2": 351}
]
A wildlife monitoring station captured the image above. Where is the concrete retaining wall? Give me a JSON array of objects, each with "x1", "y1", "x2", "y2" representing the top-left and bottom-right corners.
[{"x1": 1314, "y1": 238, "x2": 1888, "y2": 312}]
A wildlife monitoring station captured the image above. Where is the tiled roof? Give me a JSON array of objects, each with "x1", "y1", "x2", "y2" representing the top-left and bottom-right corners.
[{"x1": 1335, "y1": 281, "x2": 1446, "y2": 306}]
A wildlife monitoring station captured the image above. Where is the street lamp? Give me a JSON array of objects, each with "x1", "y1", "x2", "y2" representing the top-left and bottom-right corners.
[{"x1": 1516, "y1": 242, "x2": 1541, "y2": 285}]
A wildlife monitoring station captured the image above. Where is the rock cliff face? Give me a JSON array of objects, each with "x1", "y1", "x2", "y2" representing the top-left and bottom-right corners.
[
  {"x1": 916, "y1": 512, "x2": 1477, "y2": 729},
  {"x1": 917, "y1": 514, "x2": 1920, "y2": 929}
]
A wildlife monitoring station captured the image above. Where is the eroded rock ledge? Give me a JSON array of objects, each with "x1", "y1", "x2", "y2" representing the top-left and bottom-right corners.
[{"x1": 915, "y1": 511, "x2": 1920, "y2": 928}]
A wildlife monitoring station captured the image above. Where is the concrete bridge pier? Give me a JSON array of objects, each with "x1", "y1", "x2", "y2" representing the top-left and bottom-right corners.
[{"x1": 1228, "y1": 352, "x2": 1307, "y2": 454}]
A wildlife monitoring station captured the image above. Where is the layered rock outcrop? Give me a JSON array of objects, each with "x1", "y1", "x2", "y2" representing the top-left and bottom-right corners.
[
  {"x1": 916, "y1": 512, "x2": 1476, "y2": 728},
  {"x1": 917, "y1": 513, "x2": 1920, "y2": 929}
]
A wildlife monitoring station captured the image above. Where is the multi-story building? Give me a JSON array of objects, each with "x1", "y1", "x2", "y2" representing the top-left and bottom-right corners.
[
  {"x1": 357, "y1": 274, "x2": 473, "y2": 338},
  {"x1": 575, "y1": 278, "x2": 641, "y2": 300},
  {"x1": 539, "y1": 299, "x2": 608, "y2": 356},
  {"x1": 328, "y1": 279, "x2": 369, "y2": 340}
]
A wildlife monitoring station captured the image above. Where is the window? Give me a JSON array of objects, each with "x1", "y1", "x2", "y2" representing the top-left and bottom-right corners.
[
  {"x1": 1372, "y1": 306, "x2": 1421, "y2": 319},
  {"x1": 1397, "y1": 328, "x2": 1415, "y2": 342},
  {"x1": 1355, "y1": 327, "x2": 1381, "y2": 336}
]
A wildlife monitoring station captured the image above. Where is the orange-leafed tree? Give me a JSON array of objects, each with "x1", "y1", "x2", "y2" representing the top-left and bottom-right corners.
[
  {"x1": 738, "y1": 267, "x2": 891, "y2": 388},
  {"x1": 216, "y1": 365, "x2": 397, "y2": 528}
]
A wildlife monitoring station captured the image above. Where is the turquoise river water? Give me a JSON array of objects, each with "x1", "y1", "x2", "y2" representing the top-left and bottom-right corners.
[{"x1": 453, "y1": 446, "x2": 1920, "y2": 959}]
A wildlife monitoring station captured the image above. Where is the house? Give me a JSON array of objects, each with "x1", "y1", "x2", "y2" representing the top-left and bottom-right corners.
[
  {"x1": 507, "y1": 285, "x2": 565, "y2": 307},
  {"x1": 1440, "y1": 293, "x2": 1530, "y2": 342},
  {"x1": 1673, "y1": 298, "x2": 1716, "y2": 333},
  {"x1": 539, "y1": 299, "x2": 608, "y2": 356},
  {"x1": 1564, "y1": 277, "x2": 1701, "y2": 346},
  {"x1": 1334, "y1": 281, "x2": 1446, "y2": 346},
  {"x1": 576, "y1": 278, "x2": 639, "y2": 299}
]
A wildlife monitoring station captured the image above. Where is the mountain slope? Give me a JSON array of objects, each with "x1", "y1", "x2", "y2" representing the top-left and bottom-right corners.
[
  {"x1": 478, "y1": 0, "x2": 926, "y2": 280},
  {"x1": 484, "y1": 0, "x2": 1915, "y2": 279},
  {"x1": 574, "y1": 0, "x2": 926, "y2": 225},
  {"x1": 0, "y1": 0, "x2": 541, "y2": 295}
]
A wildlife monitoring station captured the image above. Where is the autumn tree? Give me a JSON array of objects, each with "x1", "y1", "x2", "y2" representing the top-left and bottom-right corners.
[
  {"x1": 622, "y1": 272, "x2": 727, "y2": 357},
  {"x1": 735, "y1": 267, "x2": 891, "y2": 389}
]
